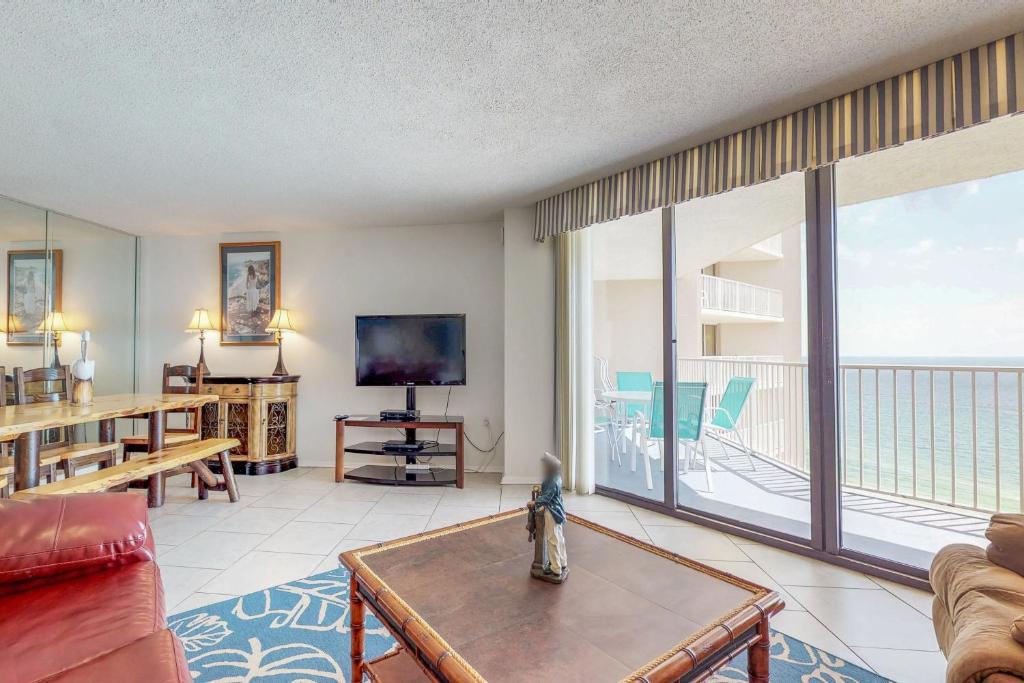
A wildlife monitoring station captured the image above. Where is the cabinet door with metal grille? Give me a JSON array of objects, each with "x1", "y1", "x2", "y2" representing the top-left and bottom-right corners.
[
  {"x1": 264, "y1": 400, "x2": 290, "y2": 456},
  {"x1": 224, "y1": 400, "x2": 251, "y2": 457}
]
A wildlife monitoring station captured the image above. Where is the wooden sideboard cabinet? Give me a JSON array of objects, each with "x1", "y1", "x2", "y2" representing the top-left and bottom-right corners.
[{"x1": 197, "y1": 375, "x2": 300, "y2": 475}]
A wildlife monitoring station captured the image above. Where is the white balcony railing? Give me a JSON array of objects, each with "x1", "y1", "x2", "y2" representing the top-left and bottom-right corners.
[
  {"x1": 679, "y1": 356, "x2": 1024, "y2": 514},
  {"x1": 700, "y1": 274, "x2": 783, "y2": 319}
]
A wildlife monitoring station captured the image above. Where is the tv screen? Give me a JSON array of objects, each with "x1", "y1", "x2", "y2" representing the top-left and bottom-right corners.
[{"x1": 355, "y1": 314, "x2": 466, "y2": 386}]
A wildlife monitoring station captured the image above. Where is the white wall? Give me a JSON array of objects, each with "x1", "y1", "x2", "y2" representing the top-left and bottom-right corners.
[
  {"x1": 501, "y1": 208, "x2": 555, "y2": 484},
  {"x1": 593, "y1": 278, "x2": 664, "y2": 381},
  {"x1": 715, "y1": 225, "x2": 804, "y2": 361},
  {"x1": 137, "y1": 222, "x2": 506, "y2": 470}
]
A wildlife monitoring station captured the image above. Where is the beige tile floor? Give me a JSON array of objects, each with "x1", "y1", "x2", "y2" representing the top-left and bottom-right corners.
[{"x1": 154, "y1": 467, "x2": 945, "y2": 683}]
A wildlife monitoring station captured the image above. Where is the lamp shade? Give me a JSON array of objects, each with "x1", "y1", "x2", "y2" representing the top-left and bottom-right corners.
[
  {"x1": 37, "y1": 311, "x2": 71, "y2": 333},
  {"x1": 186, "y1": 308, "x2": 216, "y2": 332},
  {"x1": 265, "y1": 308, "x2": 296, "y2": 333},
  {"x1": 2, "y1": 314, "x2": 23, "y2": 334}
]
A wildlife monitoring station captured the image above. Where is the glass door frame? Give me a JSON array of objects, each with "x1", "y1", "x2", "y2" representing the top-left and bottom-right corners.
[{"x1": 592, "y1": 169, "x2": 931, "y2": 588}]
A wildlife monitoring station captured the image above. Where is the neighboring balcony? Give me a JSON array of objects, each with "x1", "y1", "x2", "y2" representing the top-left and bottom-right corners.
[{"x1": 700, "y1": 274, "x2": 784, "y2": 323}]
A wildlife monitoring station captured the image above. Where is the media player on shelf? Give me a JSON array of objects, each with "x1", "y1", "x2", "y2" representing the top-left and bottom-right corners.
[
  {"x1": 382, "y1": 440, "x2": 428, "y2": 452},
  {"x1": 380, "y1": 409, "x2": 420, "y2": 421}
]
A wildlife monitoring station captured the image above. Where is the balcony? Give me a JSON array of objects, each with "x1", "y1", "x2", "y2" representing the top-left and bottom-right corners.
[
  {"x1": 596, "y1": 357, "x2": 1010, "y2": 567},
  {"x1": 700, "y1": 274, "x2": 783, "y2": 323}
]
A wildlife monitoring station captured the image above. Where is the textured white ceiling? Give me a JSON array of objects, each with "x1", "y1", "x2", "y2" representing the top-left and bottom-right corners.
[{"x1": 1, "y1": 2, "x2": 1023, "y2": 236}]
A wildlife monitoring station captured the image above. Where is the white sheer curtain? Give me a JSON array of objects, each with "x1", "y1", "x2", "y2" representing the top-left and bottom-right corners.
[{"x1": 555, "y1": 229, "x2": 594, "y2": 495}]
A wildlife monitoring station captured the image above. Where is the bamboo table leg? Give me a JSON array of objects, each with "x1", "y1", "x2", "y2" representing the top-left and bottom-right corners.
[
  {"x1": 350, "y1": 574, "x2": 365, "y2": 683},
  {"x1": 748, "y1": 617, "x2": 770, "y2": 682},
  {"x1": 147, "y1": 410, "x2": 166, "y2": 508},
  {"x1": 14, "y1": 430, "x2": 41, "y2": 490},
  {"x1": 335, "y1": 418, "x2": 345, "y2": 483}
]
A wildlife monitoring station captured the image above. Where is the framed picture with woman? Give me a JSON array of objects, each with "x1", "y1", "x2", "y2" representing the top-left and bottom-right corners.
[
  {"x1": 219, "y1": 241, "x2": 280, "y2": 345},
  {"x1": 6, "y1": 249, "x2": 61, "y2": 345}
]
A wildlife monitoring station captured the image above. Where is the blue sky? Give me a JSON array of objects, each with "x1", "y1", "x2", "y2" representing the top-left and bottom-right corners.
[{"x1": 836, "y1": 169, "x2": 1024, "y2": 358}]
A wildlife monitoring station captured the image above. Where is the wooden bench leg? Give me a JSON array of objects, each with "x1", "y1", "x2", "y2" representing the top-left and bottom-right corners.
[
  {"x1": 219, "y1": 451, "x2": 239, "y2": 502},
  {"x1": 197, "y1": 476, "x2": 208, "y2": 500},
  {"x1": 188, "y1": 458, "x2": 239, "y2": 503}
]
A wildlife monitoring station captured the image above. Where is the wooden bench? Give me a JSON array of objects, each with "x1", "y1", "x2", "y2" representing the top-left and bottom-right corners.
[
  {"x1": 121, "y1": 431, "x2": 200, "y2": 451},
  {"x1": 13, "y1": 438, "x2": 241, "y2": 504}
]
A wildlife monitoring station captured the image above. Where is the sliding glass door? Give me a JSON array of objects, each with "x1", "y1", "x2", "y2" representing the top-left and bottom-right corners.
[
  {"x1": 590, "y1": 209, "x2": 666, "y2": 501},
  {"x1": 673, "y1": 174, "x2": 812, "y2": 540}
]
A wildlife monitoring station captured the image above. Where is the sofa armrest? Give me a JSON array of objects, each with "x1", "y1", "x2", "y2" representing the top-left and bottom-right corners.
[{"x1": 0, "y1": 493, "x2": 154, "y2": 594}]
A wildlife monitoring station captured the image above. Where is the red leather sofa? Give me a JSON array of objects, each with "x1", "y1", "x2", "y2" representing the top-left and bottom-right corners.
[{"x1": 0, "y1": 493, "x2": 190, "y2": 683}]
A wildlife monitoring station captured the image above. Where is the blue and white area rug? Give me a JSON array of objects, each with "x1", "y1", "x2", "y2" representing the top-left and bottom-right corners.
[{"x1": 169, "y1": 567, "x2": 890, "y2": 682}]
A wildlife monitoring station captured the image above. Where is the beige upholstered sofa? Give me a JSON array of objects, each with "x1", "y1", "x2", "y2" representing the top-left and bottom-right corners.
[{"x1": 931, "y1": 514, "x2": 1024, "y2": 683}]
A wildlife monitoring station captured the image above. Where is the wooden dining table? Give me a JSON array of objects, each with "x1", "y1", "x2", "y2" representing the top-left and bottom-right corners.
[{"x1": 0, "y1": 393, "x2": 220, "y2": 498}]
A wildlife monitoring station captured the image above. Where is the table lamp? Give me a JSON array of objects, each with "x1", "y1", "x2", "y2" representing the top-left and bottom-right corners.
[
  {"x1": 186, "y1": 308, "x2": 215, "y2": 377},
  {"x1": 265, "y1": 308, "x2": 296, "y2": 376},
  {"x1": 37, "y1": 311, "x2": 72, "y2": 368},
  {"x1": 2, "y1": 314, "x2": 23, "y2": 339}
]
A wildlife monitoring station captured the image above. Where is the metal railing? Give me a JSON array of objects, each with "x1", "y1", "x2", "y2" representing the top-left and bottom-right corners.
[
  {"x1": 700, "y1": 274, "x2": 783, "y2": 319},
  {"x1": 680, "y1": 357, "x2": 1024, "y2": 514}
]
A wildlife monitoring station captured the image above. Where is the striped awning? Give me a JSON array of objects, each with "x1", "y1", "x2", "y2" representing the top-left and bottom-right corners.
[{"x1": 535, "y1": 31, "x2": 1024, "y2": 241}]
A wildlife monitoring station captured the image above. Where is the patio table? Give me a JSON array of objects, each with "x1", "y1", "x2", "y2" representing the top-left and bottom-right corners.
[{"x1": 602, "y1": 390, "x2": 652, "y2": 402}]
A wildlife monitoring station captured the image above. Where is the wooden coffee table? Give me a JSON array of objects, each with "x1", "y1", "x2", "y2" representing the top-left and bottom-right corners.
[{"x1": 342, "y1": 510, "x2": 783, "y2": 682}]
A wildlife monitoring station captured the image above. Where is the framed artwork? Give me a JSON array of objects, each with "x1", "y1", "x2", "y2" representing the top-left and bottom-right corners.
[
  {"x1": 6, "y1": 249, "x2": 61, "y2": 345},
  {"x1": 220, "y1": 241, "x2": 280, "y2": 345}
]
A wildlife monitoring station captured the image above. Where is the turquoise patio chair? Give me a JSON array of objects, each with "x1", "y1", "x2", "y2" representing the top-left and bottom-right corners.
[
  {"x1": 615, "y1": 371, "x2": 653, "y2": 421},
  {"x1": 636, "y1": 381, "x2": 710, "y2": 491},
  {"x1": 615, "y1": 371, "x2": 654, "y2": 471},
  {"x1": 705, "y1": 376, "x2": 757, "y2": 471}
]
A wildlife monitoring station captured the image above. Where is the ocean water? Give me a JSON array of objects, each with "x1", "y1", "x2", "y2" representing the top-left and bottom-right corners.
[{"x1": 837, "y1": 356, "x2": 1024, "y2": 512}]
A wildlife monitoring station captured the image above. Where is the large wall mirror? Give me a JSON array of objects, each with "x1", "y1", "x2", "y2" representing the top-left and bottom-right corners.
[{"x1": 0, "y1": 194, "x2": 138, "y2": 405}]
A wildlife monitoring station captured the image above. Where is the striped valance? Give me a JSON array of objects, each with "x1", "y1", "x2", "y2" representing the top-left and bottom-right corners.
[{"x1": 536, "y1": 31, "x2": 1024, "y2": 241}]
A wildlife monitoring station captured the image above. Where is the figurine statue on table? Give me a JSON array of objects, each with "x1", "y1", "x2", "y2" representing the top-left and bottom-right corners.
[
  {"x1": 527, "y1": 452, "x2": 568, "y2": 584},
  {"x1": 70, "y1": 330, "x2": 95, "y2": 406}
]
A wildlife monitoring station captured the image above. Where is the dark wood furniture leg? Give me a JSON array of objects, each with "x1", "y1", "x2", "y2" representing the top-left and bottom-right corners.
[
  {"x1": 455, "y1": 422, "x2": 464, "y2": 489},
  {"x1": 748, "y1": 617, "x2": 770, "y2": 682},
  {"x1": 14, "y1": 430, "x2": 41, "y2": 490},
  {"x1": 218, "y1": 450, "x2": 239, "y2": 501},
  {"x1": 335, "y1": 418, "x2": 345, "y2": 483},
  {"x1": 185, "y1": 454, "x2": 240, "y2": 503},
  {"x1": 98, "y1": 418, "x2": 115, "y2": 470},
  {"x1": 350, "y1": 574, "x2": 365, "y2": 683},
  {"x1": 147, "y1": 410, "x2": 167, "y2": 508}
]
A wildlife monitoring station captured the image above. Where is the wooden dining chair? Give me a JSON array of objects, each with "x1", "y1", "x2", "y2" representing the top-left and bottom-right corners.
[
  {"x1": 1, "y1": 365, "x2": 63, "y2": 487},
  {"x1": 10, "y1": 365, "x2": 120, "y2": 479},
  {"x1": 0, "y1": 367, "x2": 13, "y2": 496},
  {"x1": 121, "y1": 363, "x2": 205, "y2": 458}
]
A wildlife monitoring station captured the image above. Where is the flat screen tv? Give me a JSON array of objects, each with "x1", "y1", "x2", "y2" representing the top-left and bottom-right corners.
[{"x1": 355, "y1": 314, "x2": 466, "y2": 386}]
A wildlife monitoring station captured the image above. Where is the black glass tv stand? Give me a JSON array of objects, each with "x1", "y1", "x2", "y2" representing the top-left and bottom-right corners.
[{"x1": 334, "y1": 414, "x2": 464, "y2": 488}]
